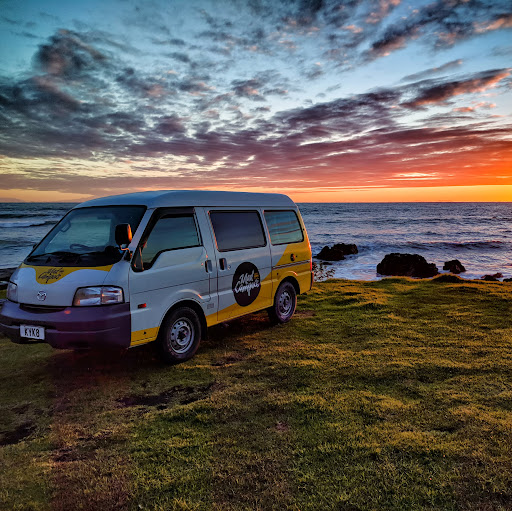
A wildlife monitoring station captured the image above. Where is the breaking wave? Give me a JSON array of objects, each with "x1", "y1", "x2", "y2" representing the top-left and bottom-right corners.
[{"x1": 0, "y1": 220, "x2": 57, "y2": 228}]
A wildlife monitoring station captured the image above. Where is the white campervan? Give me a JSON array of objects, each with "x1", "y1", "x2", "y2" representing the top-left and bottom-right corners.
[{"x1": 0, "y1": 191, "x2": 313, "y2": 363}]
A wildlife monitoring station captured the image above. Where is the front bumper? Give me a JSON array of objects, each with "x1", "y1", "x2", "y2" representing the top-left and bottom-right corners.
[{"x1": 0, "y1": 300, "x2": 131, "y2": 349}]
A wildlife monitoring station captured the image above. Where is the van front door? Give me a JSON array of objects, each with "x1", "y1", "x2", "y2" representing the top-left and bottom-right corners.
[
  {"x1": 128, "y1": 208, "x2": 212, "y2": 346},
  {"x1": 208, "y1": 209, "x2": 273, "y2": 321}
]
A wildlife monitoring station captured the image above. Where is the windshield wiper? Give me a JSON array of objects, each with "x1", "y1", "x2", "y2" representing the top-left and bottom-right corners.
[
  {"x1": 26, "y1": 253, "x2": 52, "y2": 263},
  {"x1": 27, "y1": 251, "x2": 82, "y2": 263},
  {"x1": 52, "y1": 251, "x2": 82, "y2": 262}
]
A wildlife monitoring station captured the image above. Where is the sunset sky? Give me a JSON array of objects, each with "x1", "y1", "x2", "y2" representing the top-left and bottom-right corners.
[{"x1": 0, "y1": 0, "x2": 511, "y2": 202}]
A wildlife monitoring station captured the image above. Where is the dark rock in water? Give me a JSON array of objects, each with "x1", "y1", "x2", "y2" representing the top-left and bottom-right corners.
[
  {"x1": 316, "y1": 246, "x2": 345, "y2": 261},
  {"x1": 481, "y1": 273, "x2": 502, "y2": 281},
  {"x1": 377, "y1": 253, "x2": 439, "y2": 278},
  {"x1": 316, "y1": 243, "x2": 358, "y2": 261},
  {"x1": 443, "y1": 259, "x2": 466, "y2": 274},
  {"x1": 0, "y1": 268, "x2": 16, "y2": 281}
]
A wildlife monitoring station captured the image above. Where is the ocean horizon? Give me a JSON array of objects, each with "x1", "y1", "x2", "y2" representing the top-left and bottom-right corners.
[{"x1": 1, "y1": 201, "x2": 510, "y2": 281}]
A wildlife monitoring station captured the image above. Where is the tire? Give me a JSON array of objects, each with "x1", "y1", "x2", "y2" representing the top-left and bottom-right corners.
[
  {"x1": 268, "y1": 281, "x2": 297, "y2": 324},
  {"x1": 158, "y1": 307, "x2": 202, "y2": 364}
]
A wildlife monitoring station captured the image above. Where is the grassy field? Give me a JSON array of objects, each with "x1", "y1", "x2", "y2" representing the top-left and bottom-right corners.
[{"x1": 0, "y1": 278, "x2": 511, "y2": 511}]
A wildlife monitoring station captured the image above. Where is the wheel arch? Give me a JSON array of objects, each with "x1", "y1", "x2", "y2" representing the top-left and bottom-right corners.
[
  {"x1": 279, "y1": 276, "x2": 300, "y2": 296},
  {"x1": 161, "y1": 299, "x2": 208, "y2": 339}
]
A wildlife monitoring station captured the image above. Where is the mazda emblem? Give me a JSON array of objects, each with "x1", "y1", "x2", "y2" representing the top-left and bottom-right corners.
[{"x1": 37, "y1": 291, "x2": 47, "y2": 301}]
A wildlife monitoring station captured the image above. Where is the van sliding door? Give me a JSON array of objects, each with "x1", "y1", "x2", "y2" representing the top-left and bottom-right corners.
[{"x1": 208, "y1": 209, "x2": 272, "y2": 321}]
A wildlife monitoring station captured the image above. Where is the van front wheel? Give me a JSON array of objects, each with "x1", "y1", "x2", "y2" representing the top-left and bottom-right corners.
[
  {"x1": 158, "y1": 307, "x2": 202, "y2": 364},
  {"x1": 268, "y1": 281, "x2": 296, "y2": 324}
]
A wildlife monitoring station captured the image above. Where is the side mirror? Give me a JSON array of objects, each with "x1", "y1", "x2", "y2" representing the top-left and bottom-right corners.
[{"x1": 115, "y1": 223, "x2": 132, "y2": 247}]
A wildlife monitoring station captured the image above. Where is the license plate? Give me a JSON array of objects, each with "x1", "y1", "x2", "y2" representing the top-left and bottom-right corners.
[{"x1": 20, "y1": 325, "x2": 45, "y2": 340}]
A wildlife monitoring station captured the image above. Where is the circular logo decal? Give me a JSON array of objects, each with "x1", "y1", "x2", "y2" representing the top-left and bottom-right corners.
[{"x1": 232, "y1": 262, "x2": 261, "y2": 306}]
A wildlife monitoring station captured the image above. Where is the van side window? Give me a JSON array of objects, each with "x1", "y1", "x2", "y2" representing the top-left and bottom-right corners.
[
  {"x1": 209, "y1": 211, "x2": 266, "y2": 251},
  {"x1": 135, "y1": 214, "x2": 200, "y2": 269},
  {"x1": 264, "y1": 210, "x2": 304, "y2": 245}
]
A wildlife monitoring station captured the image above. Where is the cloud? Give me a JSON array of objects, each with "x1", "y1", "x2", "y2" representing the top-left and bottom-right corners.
[
  {"x1": 453, "y1": 102, "x2": 496, "y2": 113},
  {"x1": 401, "y1": 59, "x2": 463, "y2": 82},
  {"x1": 155, "y1": 115, "x2": 186, "y2": 135},
  {"x1": 365, "y1": 0, "x2": 401, "y2": 25},
  {"x1": 35, "y1": 29, "x2": 106, "y2": 76},
  {"x1": 365, "y1": 0, "x2": 512, "y2": 60},
  {"x1": 475, "y1": 13, "x2": 512, "y2": 33},
  {"x1": 401, "y1": 69, "x2": 510, "y2": 109},
  {"x1": 231, "y1": 71, "x2": 290, "y2": 101}
]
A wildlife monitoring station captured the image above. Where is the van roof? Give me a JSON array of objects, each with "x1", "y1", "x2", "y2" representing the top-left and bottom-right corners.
[{"x1": 74, "y1": 190, "x2": 296, "y2": 209}]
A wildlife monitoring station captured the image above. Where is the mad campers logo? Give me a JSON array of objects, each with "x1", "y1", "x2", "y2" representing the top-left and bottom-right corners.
[
  {"x1": 38, "y1": 267, "x2": 65, "y2": 284},
  {"x1": 232, "y1": 262, "x2": 261, "y2": 306}
]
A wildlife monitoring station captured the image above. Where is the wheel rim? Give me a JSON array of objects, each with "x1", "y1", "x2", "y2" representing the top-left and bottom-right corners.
[
  {"x1": 169, "y1": 318, "x2": 195, "y2": 354},
  {"x1": 278, "y1": 290, "x2": 293, "y2": 317}
]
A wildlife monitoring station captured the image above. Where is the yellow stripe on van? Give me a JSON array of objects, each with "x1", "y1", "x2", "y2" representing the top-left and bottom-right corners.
[
  {"x1": 274, "y1": 240, "x2": 311, "y2": 269},
  {"x1": 207, "y1": 268, "x2": 275, "y2": 325},
  {"x1": 20, "y1": 264, "x2": 113, "y2": 284},
  {"x1": 131, "y1": 327, "x2": 159, "y2": 346}
]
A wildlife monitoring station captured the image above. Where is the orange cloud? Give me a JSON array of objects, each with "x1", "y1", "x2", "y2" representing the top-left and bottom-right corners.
[
  {"x1": 403, "y1": 70, "x2": 510, "y2": 108},
  {"x1": 475, "y1": 14, "x2": 512, "y2": 33}
]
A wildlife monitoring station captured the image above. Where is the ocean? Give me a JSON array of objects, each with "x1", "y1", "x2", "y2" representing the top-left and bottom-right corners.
[{"x1": 0, "y1": 202, "x2": 510, "y2": 281}]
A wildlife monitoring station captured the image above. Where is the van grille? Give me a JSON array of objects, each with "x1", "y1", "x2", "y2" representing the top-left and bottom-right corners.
[{"x1": 20, "y1": 304, "x2": 67, "y2": 313}]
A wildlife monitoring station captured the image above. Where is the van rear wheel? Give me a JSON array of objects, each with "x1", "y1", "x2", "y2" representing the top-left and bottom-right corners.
[
  {"x1": 158, "y1": 307, "x2": 202, "y2": 364},
  {"x1": 268, "y1": 281, "x2": 296, "y2": 324}
]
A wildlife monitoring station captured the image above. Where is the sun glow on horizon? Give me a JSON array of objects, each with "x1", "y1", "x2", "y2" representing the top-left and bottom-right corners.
[{"x1": 1, "y1": 184, "x2": 511, "y2": 204}]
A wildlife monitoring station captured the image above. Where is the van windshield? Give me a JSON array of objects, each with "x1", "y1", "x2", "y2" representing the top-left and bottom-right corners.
[{"x1": 26, "y1": 205, "x2": 146, "y2": 267}]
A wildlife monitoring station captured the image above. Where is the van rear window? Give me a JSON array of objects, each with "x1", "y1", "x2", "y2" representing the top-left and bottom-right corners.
[
  {"x1": 264, "y1": 210, "x2": 303, "y2": 245},
  {"x1": 209, "y1": 211, "x2": 266, "y2": 251}
]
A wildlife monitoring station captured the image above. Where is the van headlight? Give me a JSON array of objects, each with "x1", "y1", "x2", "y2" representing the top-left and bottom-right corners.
[
  {"x1": 73, "y1": 286, "x2": 124, "y2": 306},
  {"x1": 6, "y1": 282, "x2": 18, "y2": 303}
]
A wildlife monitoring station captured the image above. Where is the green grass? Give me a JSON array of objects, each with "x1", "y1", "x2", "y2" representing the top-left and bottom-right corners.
[{"x1": 1, "y1": 278, "x2": 511, "y2": 510}]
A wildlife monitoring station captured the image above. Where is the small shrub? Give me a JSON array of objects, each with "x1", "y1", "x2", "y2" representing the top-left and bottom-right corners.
[{"x1": 312, "y1": 261, "x2": 335, "y2": 282}]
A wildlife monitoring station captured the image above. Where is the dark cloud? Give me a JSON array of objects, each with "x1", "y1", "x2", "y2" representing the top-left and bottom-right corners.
[
  {"x1": 155, "y1": 115, "x2": 186, "y2": 135},
  {"x1": 275, "y1": 90, "x2": 401, "y2": 134},
  {"x1": 15, "y1": 31, "x2": 39, "y2": 39},
  {"x1": 365, "y1": 0, "x2": 512, "y2": 60},
  {"x1": 401, "y1": 59, "x2": 463, "y2": 82},
  {"x1": 232, "y1": 78, "x2": 265, "y2": 101},
  {"x1": 35, "y1": 29, "x2": 106, "y2": 77},
  {"x1": 491, "y1": 44, "x2": 512, "y2": 56},
  {"x1": 231, "y1": 70, "x2": 291, "y2": 102},
  {"x1": 151, "y1": 37, "x2": 187, "y2": 46},
  {"x1": 168, "y1": 52, "x2": 192, "y2": 64},
  {"x1": 401, "y1": 68, "x2": 510, "y2": 109},
  {"x1": 115, "y1": 67, "x2": 169, "y2": 97},
  {"x1": 1, "y1": 16, "x2": 21, "y2": 26}
]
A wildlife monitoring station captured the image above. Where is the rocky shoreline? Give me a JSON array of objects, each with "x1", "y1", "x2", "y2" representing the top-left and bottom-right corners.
[{"x1": 315, "y1": 243, "x2": 511, "y2": 282}]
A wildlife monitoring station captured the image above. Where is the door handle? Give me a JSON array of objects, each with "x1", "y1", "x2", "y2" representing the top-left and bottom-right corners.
[
  {"x1": 205, "y1": 260, "x2": 213, "y2": 273},
  {"x1": 219, "y1": 258, "x2": 227, "y2": 270}
]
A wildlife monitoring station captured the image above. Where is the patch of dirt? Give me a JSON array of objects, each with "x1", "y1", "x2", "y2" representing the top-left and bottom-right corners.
[
  {"x1": 0, "y1": 421, "x2": 35, "y2": 446},
  {"x1": 53, "y1": 447, "x2": 82, "y2": 463},
  {"x1": 295, "y1": 309, "x2": 316, "y2": 317},
  {"x1": 274, "y1": 421, "x2": 290, "y2": 433},
  {"x1": 12, "y1": 403, "x2": 31, "y2": 414},
  {"x1": 117, "y1": 383, "x2": 213, "y2": 408},
  {"x1": 208, "y1": 311, "x2": 273, "y2": 341}
]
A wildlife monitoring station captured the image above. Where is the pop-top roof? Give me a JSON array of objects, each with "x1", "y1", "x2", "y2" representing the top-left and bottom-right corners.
[{"x1": 74, "y1": 190, "x2": 295, "y2": 209}]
